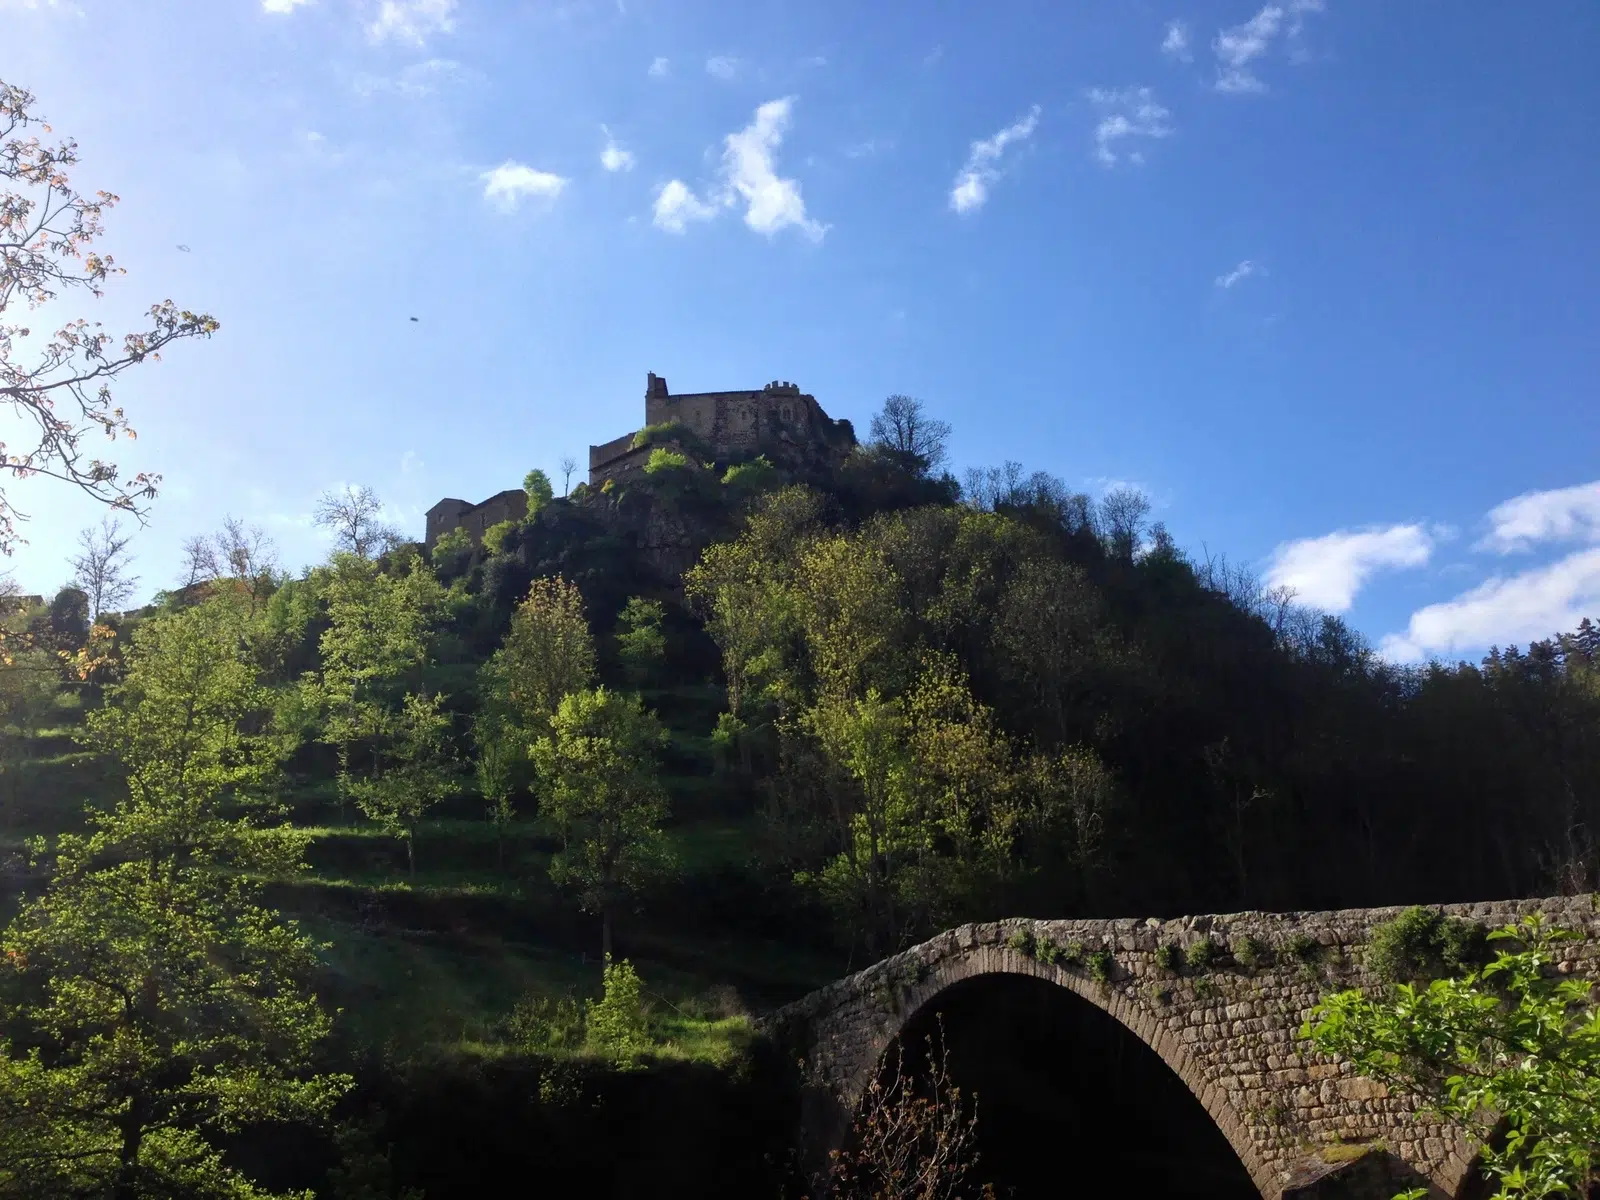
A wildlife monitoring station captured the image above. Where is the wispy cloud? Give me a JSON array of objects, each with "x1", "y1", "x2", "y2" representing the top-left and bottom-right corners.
[
  {"x1": 948, "y1": 105, "x2": 1040, "y2": 215},
  {"x1": 845, "y1": 138, "x2": 891, "y2": 159},
  {"x1": 1215, "y1": 259, "x2": 1262, "y2": 289},
  {"x1": 800, "y1": 54, "x2": 827, "y2": 68},
  {"x1": 599, "y1": 126, "x2": 635, "y2": 172},
  {"x1": 1265, "y1": 523, "x2": 1433, "y2": 612},
  {"x1": 480, "y1": 161, "x2": 568, "y2": 213},
  {"x1": 1212, "y1": 0, "x2": 1323, "y2": 93},
  {"x1": 1160, "y1": 20, "x2": 1192, "y2": 61},
  {"x1": 1477, "y1": 481, "x2": 1600, "y2": 554},
  {"x1": 653, "y1": 97, "x2": 825, "y2": 241},
  {"x1": 1087, "y1": 87, "x2": 1172, "y2": 166},
  {"x1": 706, "y1": 55, "x2": 740, "y2": 81},
  {"x1": 648, "y1": 56, "x2": 670, "y2": 78},
  {"x1": 1381, "y1": 548, "x2": 1600, "y2": 663},
  {"x1": 353, "y1": 58, "x2": 473, "y2": 98},
  {"x1": 262, "y1": 0, "x2": 312, "y2": 12},
  {"x1": 369, "y1": 0, "x2": 456, "y2": 45}
]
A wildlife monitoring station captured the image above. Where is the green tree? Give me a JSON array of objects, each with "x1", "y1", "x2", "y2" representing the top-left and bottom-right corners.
[
  {"x1": 429, "y1": 526, "x2": 473, "y2": 580},
  {"x1": 1305, "y1": 915, "x2": 1600, "y2": 1200},
  {"x1": 614, "y1": 596, "x2": 666, "y2": 686},
  {"x1": 481, "y1": 519, "x2": 518, "y2": 558},
  {"x1": 496, "y1": 576, "x2": 595, "y2": 735},
  {"x1": 584, "y1": 957, "x2": 650, "y2": 1062},
  {"x1": 0, "y1": 81, "x2": 218, "y2": 555},
  {"x1": 530, "y1": 687, "x2": 669, "y2": 959},
  {"x1": 523, "y1": 469, "x2": 554, "y2": 516},
  {"x1": 319, "y1": 556, "x2": 453, "y2": 874},
  {"x1": 0, "y1": 597, "x2": 348, "y2": 1198},
  {"x1": 472, "y1": 690, "x2": 526, "y2": 871}
]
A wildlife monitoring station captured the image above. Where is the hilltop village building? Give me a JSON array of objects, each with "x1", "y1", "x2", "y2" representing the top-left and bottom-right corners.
[{"x1": 425, "y1": 373, "x2": 855, "y2": 549}]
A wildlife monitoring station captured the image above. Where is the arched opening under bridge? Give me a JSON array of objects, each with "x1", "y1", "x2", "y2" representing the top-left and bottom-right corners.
[{"x1": 882, "y1": 972, "x2": 1259, "y2": 1198}]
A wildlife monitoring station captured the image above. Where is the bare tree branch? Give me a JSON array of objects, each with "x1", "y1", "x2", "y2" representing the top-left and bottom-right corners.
[{"x1": 67, "y1": 516, "x2": 137, "y2": 620}]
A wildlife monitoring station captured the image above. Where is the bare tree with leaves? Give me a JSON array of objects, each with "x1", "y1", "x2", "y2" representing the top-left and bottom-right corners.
[
  {"x1": 827, "y1": 1019, "x2": 991, "y2": 1200},
  {"x1": 0, "y1": 81, "x2": 218, "y2": 554},
  {"x1": 68, "y1": 516, "x2": 136, "y2": 619},
  {"x1": 559, "y1": 454, "x2": 577, "y2": 497},
  {"x1": 176, "y1": 534, "x2": 220, "y2": 593},
  {"x1": 870, "y1": 394, "x2": 951, "y2": 472},
  {"x1": 314, "y1": 484, "x2": 402, "y2": 559}
]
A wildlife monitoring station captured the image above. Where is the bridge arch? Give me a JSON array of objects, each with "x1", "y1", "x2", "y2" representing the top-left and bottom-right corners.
[
  {"x1": 832, "y1": 941, "x2": 1276, "y2": 1196},
  {"x1": 769, "y1": 904, "x2": 1594, "y2": 1198}
]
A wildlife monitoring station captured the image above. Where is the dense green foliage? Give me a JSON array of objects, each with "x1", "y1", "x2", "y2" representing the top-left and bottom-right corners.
[
  {"x1": 3, "y1": 385, "x2": 1599, "y2": 1194},
  {"x1": 1307, "y1": 915, "x2": 1600, "y2": 1200},
  {"x1": 0, "y1": 598, "x2": 349, "y2": 1198}
]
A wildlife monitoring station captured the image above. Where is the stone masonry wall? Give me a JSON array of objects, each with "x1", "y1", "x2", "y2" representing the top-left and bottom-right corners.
[{"x1": 767, "y1": 895, "x2": 1600, "y2": 1199}]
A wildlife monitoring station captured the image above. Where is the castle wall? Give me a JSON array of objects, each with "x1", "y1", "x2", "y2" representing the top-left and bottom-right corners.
[{"x1": 424, "y1": 489, "x2": 526, "y2": 550}]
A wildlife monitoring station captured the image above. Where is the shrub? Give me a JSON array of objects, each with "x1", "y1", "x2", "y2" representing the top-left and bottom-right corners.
[
  {"x1": 644, "y1": 447, "x2": 690, "y2": 475},
  {"x1": 1194, "y1": 978, "x2": 1218, "y2": 1001},
  {"x1": 430, "y1": 527, "x2": 473, "y2": 580},
  {"x1": 1087, "y1": 949, "x2": 1114, "y2": 984},
  {"x1": 482, "y1": 519, "x2": 519, "y2": 557},
  {"x1": 1005, "y1": 927, "x2": 1035, "y2": 957},
  {"x1": 1232, "y1": 934, "x2": 1268, "y2": 972},
  {"x1": 722, "y1": 456, "x2": 779, "y2": 498},
  {"x1": 1366, "y1": 907, "x2": 1489, "y2": 985},
  {"x1": 1154, "y1": 943, "x2": 1180, "y2": 973},
  {"x1": 1062, "y1": 940, "x2": 1085, "y2": 965},
  {"x1": 586, "y1": 957, "x2": 650, "y2": 1061},
  {"x1": 1185, "y1": 938, "x2": 1218, "y2": 971},
  {"x1": 1285, "y1": 932, "x2": 1322, "y2": 964},
  {"x1": 506, "y1": 991, "x2": 585, "y2": 1052},
  {"x1": 632, "y1": 421, "x2": 713, "y2": 460},
  {"x1": 1036, "y1": 936, "x2": 1062, "y2": 966}
]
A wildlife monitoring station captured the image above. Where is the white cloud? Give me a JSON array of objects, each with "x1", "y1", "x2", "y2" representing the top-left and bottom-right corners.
[
  {"x1": 1161, "y1": 20, "x2": 1191, "y2": 61},
  {"x1": 652, "y1": 98, "x2": 823, "y2": 240},
  {"x1": 599, "y1": 126, "x2": 635, "y2": 173},
  {"x1": 1381, "y1": 548, "x2": 1600, "y2": 663},
  {"x1": 480, "y1": 161, "x2": 568, "y2": 213},
  {"x1": 263, "y1": 0, "x2": 311, "y2": 12},
  {"x1": 706, "y1": 55, "x2": 740, "y2": 80},
  {"x1": 1265, "y1": 524, "x2": 1433, "y2": 613},
  {"x1": 1087, "y1": 87, "x2": 1172, "y2": 166},
  {"x1": 648, "y1": 56, "x2": 670, "y2": 78},
  {"x1": 1215, "y1": 259, "x2": 1261, "y2": 288},
  {"x1": 948, "y1": 105, "x2": 1040, "y2": 215},
  {"x1": 652, "y1": 179, "x2": 717, "y2": 233},
  {"x1": 368, "y1": 0, "x2": 456, "y2": 45},
  {"x1": 1478, "y1": 481, "x2": 1600, "y2": 554},
  {"x1": 720, "y1": 97, "x2": 825, "y2": 240},
  {"x1": 1212, "y1": 0, "x2": 1322, "y2": 93},
  {"x1": 801, "y1": 54, "x2": 828, "y2": 68}
]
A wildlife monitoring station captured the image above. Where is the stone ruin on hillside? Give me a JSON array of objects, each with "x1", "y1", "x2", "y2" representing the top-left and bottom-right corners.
[{"x1": 425, "y1": 372, "x2": 856, "y2": 550}]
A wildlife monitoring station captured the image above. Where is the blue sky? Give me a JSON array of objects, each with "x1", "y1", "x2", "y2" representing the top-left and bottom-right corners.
[{"x1": 3, "y1": 0, "x2": 1597, "y2": 662}]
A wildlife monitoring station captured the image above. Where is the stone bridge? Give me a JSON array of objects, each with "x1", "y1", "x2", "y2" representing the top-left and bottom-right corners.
[{"x1": 766, "y1": 895, "x2": 1599, "y2": 1199}]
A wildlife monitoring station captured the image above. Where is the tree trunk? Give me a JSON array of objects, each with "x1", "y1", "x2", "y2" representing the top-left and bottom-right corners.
[
  {"x1": 114, "y1": 1097, "x2": 144, "y2": 1200},
  {"x1": 406, "y1": 832, "x2": 415, "y2": 879},
  {"x1": 602, "y1": 906, "x2": 613, "y2": 962}
]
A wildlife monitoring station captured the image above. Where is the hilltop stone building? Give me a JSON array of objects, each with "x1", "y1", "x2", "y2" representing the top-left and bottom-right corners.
[
  {"x1": 424, "y1": 488, "x2": 526, "y2": 551},
  {"x1": 425, "y1": 372, "x2": 855, "y2": 550},
  {"x1": 587, "y1": 372, "x2": 855, "y2": 487}
]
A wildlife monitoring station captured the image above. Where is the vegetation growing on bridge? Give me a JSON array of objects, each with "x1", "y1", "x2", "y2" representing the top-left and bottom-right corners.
[{"x1": 1307, "y1": 914, "x2": 1600, "y2": 1200}]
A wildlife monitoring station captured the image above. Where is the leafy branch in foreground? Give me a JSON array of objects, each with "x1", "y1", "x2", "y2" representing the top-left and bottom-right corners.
[
  {"x1": 0, "y1": 80, "x2": 218, "y2": 552},
  {"x1": 1304, "y1": 914, "x2": 1600, "y2": 1200}
]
